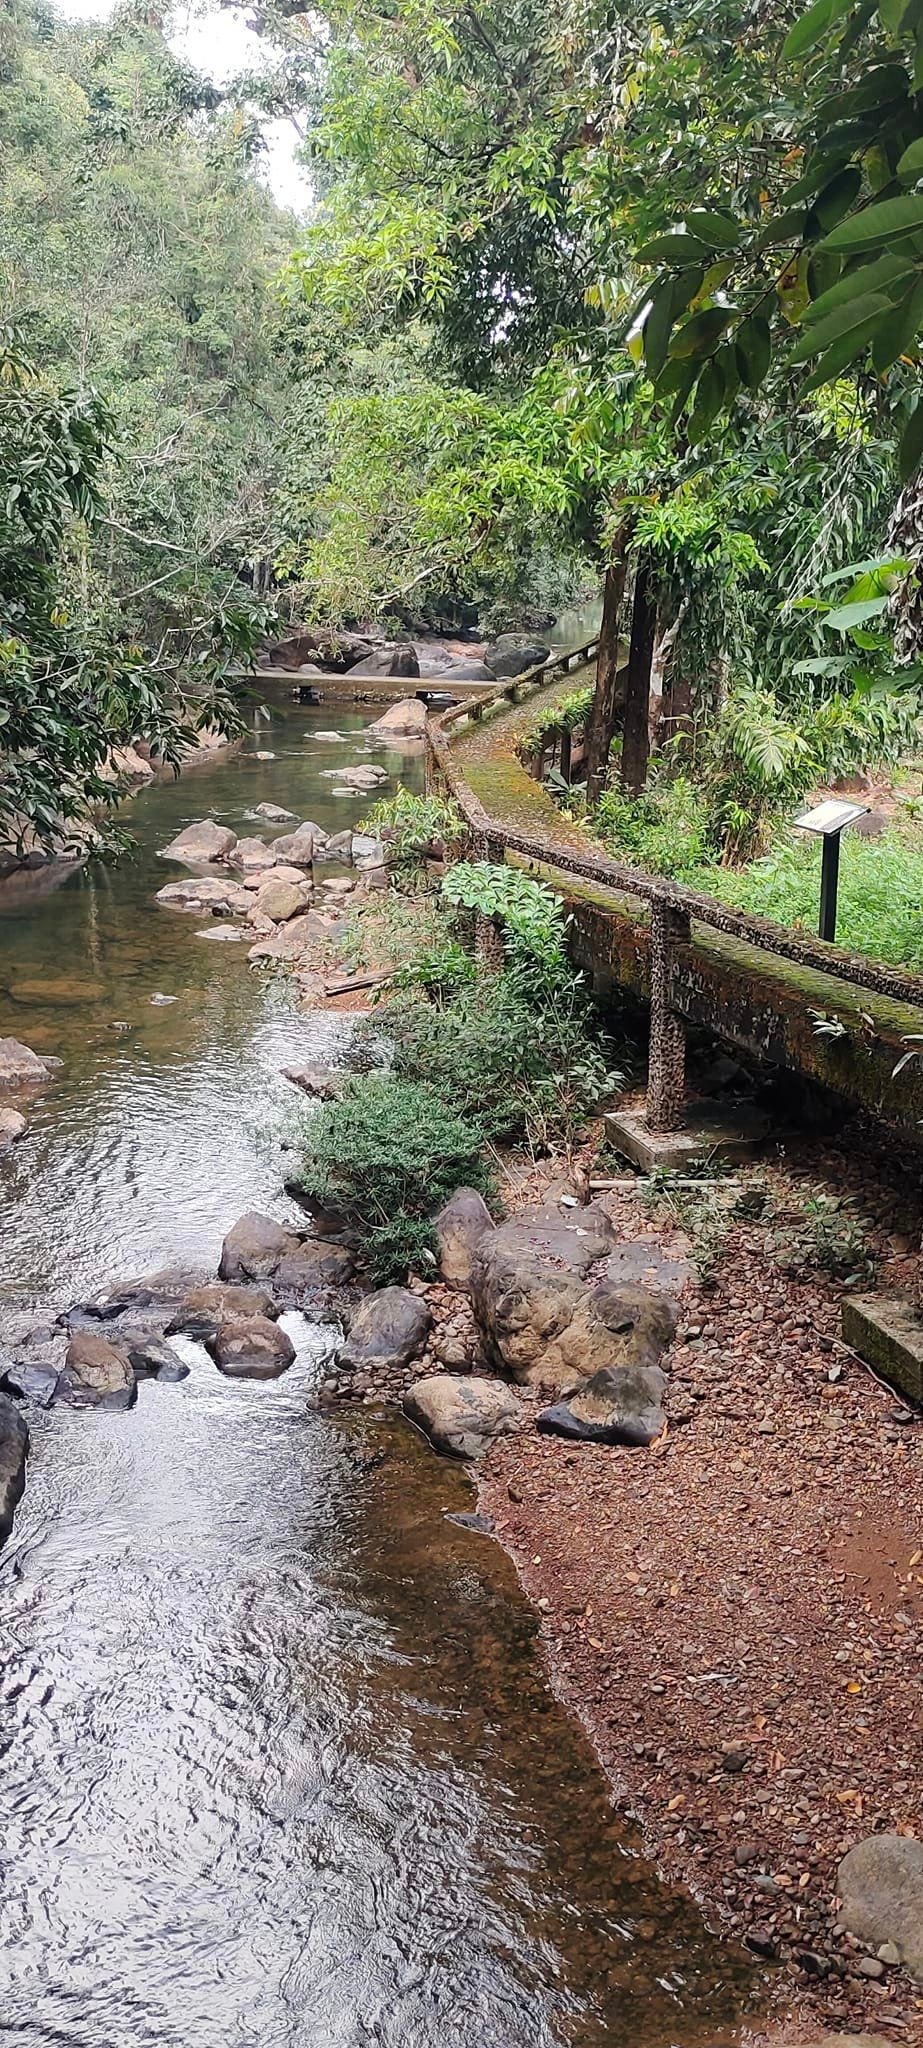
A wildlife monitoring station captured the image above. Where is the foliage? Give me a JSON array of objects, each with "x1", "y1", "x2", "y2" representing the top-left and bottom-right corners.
[
  {"x1": 521, "y1": 685, "x2": 594, "y2": 753},
  {"x1": 638, "y1": 1164, "x2": 730, "y2": 1290},
  {"x1": 708, "y1": 827, "x2": 923, "y2": 967},
  {"x1": 441, "y1": 860, "x2": 571, "y2": 990},
  {"x1": 595, "y1": 773, "x2": 712, "y2": 879},
  {"x1": 295, "y1": 1073, "x2": 488, "y2": 1280},
  {"x1": 771, "y1": 1192, "x2": 877, "y2": 1284},
  {"x1": 358, "y1": 786, "x2": 465, "y2": 877}
]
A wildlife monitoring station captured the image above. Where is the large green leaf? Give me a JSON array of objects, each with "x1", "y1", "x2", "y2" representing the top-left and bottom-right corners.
[
  {"x1": 669, "y1": 306, "x2": 733, "y2": 357},
  {"x1": 804, "y1": 249, "x2": 918, "y2": 323},
  {"x1": 686, "y1": 359, "x2": 725, "y2": 444},
  {"x1": 643, "y1": 281, "x2": 676, "y2": 378},
  {"x1": 823, "y1": 192, "x2": 923, "y2": 251},
  {"x1": 783, "y1": 0, "x2": 853, "y2": 61},
  {"x1": 897, "y1": 137, "x2": 923, "y2": 185},
  {"x1": 871, "y1": 275, "x2": 923, "y2": 368},
  {"x1": 799, "y1": 307, "x2": 885, "y2": 389},
  {"x1": 635, "y1": 232, "x2": 713, "y2": 265},
  {"x1": 900, "y1": 399, "x2": 923, "y2": 478},
  {"x1": 809, "y1": 166, "x2": 863, "y2": 232},
  {"x1": 822, "y1": 596, "x2": 888, "y2": 630},
  {"x1": 683, "y1": 210, "x2": 740, "y2": 250},
  {"x1": 735, "y1": 315, "x2": 772, "y2": 389},
  {"x1": 791, "y1": 288, "x2": 891, "y2": 360}
]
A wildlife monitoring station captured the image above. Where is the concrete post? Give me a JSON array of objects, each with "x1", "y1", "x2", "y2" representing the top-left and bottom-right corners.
[
  {"x1": 646, "y1": 900, "x2": 690, "y2": 1132},
  {"x1": 474, "y1": 832, "x2": 508, "y2": 967}
]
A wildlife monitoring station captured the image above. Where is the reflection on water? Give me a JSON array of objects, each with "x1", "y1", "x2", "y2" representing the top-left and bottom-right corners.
[{"x1": 0, "y1": 694, "x2": 757, "y2": 2046}]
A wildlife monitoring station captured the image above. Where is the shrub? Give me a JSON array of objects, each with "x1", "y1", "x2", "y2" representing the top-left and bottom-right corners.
[
  {"x1": 296, "y1": 1073, "x2": 489, "y2": 1282},
  {"x1": 441, "y1": 860, "x2": 570, "y2": 993},
  {"x1": 358, "y1": 787, "x2": 464, "y2": 879},
  {"x1": 594, "y1": 772, "x2": 711, "y2": 880},
  {"x1": 708, "y1": 830, "x2": 923, "y2": 970}
]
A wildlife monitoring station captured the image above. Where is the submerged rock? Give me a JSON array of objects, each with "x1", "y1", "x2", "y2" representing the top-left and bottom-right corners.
[
  {"x1": 338, "y1": 1288, "x2": 431, "y2": 1376},
  {"x1": 59, "y1": 1332, "x2": 136, "y2": 1409},
  {"x1": 837, "y1": 1834, "x2": 923, "y2": 1982},
  {"x1": 158, "y1": 820, "x2": 237, "y2": 865},
  {"x1": 434, "y1": 1187, "x2": 494, "y2": 1290},
  {"x1": 166, "y1": 1281, "x2": 279, "y2": 1338},
  {"x1": 254, "y1": 803, "x2": 297, "y2": 823},
  {"x1": 403, "y1": 1374, "x2": 523, "y2": 1460},
  {"x1": 538, "y1": 1363, "x2": 668, "y2": 1448},
  {"x1": 0, "y1": 1394, "x2": 28, "y2": 1545},
  {"x1": 156, "y1": 877, "x2": 252, "y2": 917},
  {"x1": 206, "y1": 1317, "x2": 296, "y2": 1379},
  {"x1": 0, "y1": 1106, "x2": 27, "y2": 1149}
]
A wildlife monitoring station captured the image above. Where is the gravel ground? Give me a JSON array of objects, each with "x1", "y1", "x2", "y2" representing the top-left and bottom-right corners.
[{"x1": 473, "y1": 1128, "x2": 923, "y2": 2045}]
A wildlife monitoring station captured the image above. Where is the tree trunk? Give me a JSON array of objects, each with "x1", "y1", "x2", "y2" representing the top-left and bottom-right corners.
[
  {"x1": 584, "y1": 529, "x2": 631, "y2": 807},
  {"x1": 620, "y1": 557, "x2": 657, "y2": 796}
]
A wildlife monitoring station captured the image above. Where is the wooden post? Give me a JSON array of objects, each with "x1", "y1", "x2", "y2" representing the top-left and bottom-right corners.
[
  {"x1": 620, "y1": 557, "x2": 657, "y2": 797},
  {"x1": 646, "y1": 900, "x2": 690, "y2": 1132},
  {"x1": 584, "y1": 532, "x2": 631, "y2": 807}
]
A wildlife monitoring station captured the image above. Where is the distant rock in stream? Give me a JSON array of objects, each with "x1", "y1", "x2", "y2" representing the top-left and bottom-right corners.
[
  {"x1": 0, "y1": 1038, "x2": 61, "y2": 1090},
  {"x1": 0, "y1": 1393, "x2": 28, "y2": 1546},
  {"x1": 206, "y1": 1317, "x2": 296, "y2": 1379},
  {"x1": 218, "y1": 1210, "x2": 354, "y2": 1293},
  {"x1": 58, "y1": 1332, "x2": 136, "y2": 1410}
]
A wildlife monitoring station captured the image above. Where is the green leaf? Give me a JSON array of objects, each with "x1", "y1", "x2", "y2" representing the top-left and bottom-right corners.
[
  {"x1": 878, "y1": 0, "x2": 909, "y2": 33},
  {"x1": 686, "y1": 358, "x2": 725, "y2": 444},
  {"x1": 669, "y1": 306, "x2": 733, "y2": 357},
  {"x1": 799, "y1": 308, "x2": 884, "y2": 389},
  {"x1": 783, "y1": 0, "x2": 853, "y2": 60},
  {"x1": 897, "y1": 137, "x2": 923, "y2": 185},
  {"x1": 822, "y1": 597, "x2": 889, "y2": 629},
  {"x1": 683, "y1": 210, "x2": 740, "y2": 250},
  {"x1": 643, "y1": 281, "x2": 675, "y2": 377},
  {"x1": 653, "y1": 358, "x2": 698, "y2": 401},
  {"x1": 790, "y1": 289, "x2": 891, "y2": 360},
  {"x1": 810, "y1": 166, "x2": 863, "y2": 232},
  {"x1": 900, "y1": 399, "x2": 923, "y2": 477},
  {"x1": 871, "y1": 274, "x2": 923, "y2": 367},
  {"x1": 823, "y1": 192, "x2": 923, "y2": 250},
  {"x1": 804, "y1": 249, "x2": 918, "y2": 322},
  {"x1": 735, "y1": 315, "x2": 772, "y2": 389},
  {"x1": 635, "y1": 233, "x2": 713, "y2": 265}
]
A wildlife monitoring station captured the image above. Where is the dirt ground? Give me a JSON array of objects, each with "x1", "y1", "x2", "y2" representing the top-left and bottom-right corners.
[{"x1": 473, "y1": 1123, "x2": 923, "y2": 2045}]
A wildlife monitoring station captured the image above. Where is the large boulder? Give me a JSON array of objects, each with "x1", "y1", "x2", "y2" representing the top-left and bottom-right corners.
[
  {"x1": 217, "y1": 1211, "x2": 354, "y2": 1292},
  {"x1": 338, "y1": 1287, "x2": 431, "y2": 1376},
  {"x1": 158, "y1": 820, "x2": 237, "y2": 865},
  {"x1": 206, "y1": 1317, "x2": 296, "y2": 1379},
  {"x1": 386, "y1": 642, "x2": 420, "y2": 678},
  {"x1": 270, "y1": 822, "x2": 326, "y2": 867},
  {"x1": 471, "y1": 1205, "x2": 676, "y2": 1395},
  {"x1": 156, "y1": 878, "x2": 252, "y2": 917},
  {"x1": 365, "y1": 698, "x2": 427, "y2": 741},
  {"x1": 434, "y1": 1187, "x2": 494, "y2": 1290},
  {"x1": 0, "y1": 1395, "x2": 28, "y2": 1546},
  {"x1": 483, "y1": 633, "x2": 550, "y2": 679},
  {"x1": 254, "y1": 878, "x2": 309, "y2": 924},
  {"x1": 227, "y1": 837, "x2": 276, "y2": 876},
  {"x1": 166, "y1": 1281, "x2": 278, "y2": 1338},
  {"x1": 315, "y1": 830, "x2": 353, "y2": 864},
  {"x1": 265, "y1": 627, "x2": 374, "y2": 673},
  {"x1": 538, "y1": 1363, "x2": 667, "y2": 1448},
  {"x1": 837, "y1": 1834, "x2": 923, "y2": 1981},
  {"x1": 0, "y1": 1039, "x2": 59, "y2": 1091},
  {"x1": 58, "y1": 1332, "x2": 136, "y2": 1409},
  {"x1": 403, "y1": 1374, "x2": 523, "y2": 1459}
]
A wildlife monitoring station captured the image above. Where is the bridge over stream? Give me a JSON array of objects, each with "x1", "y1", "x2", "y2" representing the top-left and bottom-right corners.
[{"x1": 425, "y1": 640, "x2": 923, "y2": 1149}]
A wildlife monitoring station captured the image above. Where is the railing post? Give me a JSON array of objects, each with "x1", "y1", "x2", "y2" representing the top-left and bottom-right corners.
[{"x1": 646, "y1": 900, "x2": 690, "y2": 1132}]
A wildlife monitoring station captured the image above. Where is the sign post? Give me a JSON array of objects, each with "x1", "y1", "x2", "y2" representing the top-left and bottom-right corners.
[{"x1": 793, "y1": 799, "x2": 870, "y2": 944}]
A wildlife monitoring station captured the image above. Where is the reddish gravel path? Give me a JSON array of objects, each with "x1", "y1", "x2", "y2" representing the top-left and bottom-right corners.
[{"x1": 478, "y1": 1130, "x2": 923, "y2": 2045}]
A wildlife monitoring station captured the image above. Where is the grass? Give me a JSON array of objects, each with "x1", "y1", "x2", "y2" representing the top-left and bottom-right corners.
[{"x1": 700, "y1": 828, "x2": 923, "y2": 971}]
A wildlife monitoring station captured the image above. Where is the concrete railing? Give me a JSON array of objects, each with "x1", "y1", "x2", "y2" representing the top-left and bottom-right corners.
[{"x1": 427, "y1": 642, "x2": 923, "y2": 1133}]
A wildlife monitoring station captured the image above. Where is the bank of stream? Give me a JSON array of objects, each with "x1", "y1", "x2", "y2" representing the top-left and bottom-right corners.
[{"x1": 0, "y1": 691, "x2": 760, "y2": 2046}]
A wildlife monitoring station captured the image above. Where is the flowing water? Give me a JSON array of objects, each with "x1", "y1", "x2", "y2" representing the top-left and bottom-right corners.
[{"x1": 0, "y1": 691, "x2": 758, "y2": 2047}]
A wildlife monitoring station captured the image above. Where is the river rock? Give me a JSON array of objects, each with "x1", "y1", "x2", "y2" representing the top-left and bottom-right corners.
[
  {"x1": 158, "y1": 820, "x2": 238, "y2": 864},
  {"x1": 156, "y1": 877, "x2": 252, "y2": 917},
  {"x1": 268, "y1": 824, "x2": 320, "y2": 867},
  {"x1": 351, "y1": 834, "x2": 386, "y2": 867},
  {"x1": 254, "y1": 803, "x2": 297, "y2": 823},
  {"x1": 403, "y1": 1374, "x2": 523, "y2": 1459},
  {"x1": 836, "y1": 1834, "x2": 923, "y2": 1981},
  {"x1": 0, "y1": 1394, "x2": 28, "y2": 1546},
  {"x1": 0, "y1": 1358, "x2": 59, "y2": 1407},
  {"x1": 59, "y1": 1332, "x2": 136, "y2": 1409},
  {"x1": 538, "y1": 1363, "x2": 668, "y2": 1448},
  {"x1": 274, "y1": 1239, "x2": 356, "y2": 1291},
  {"x1": 254, "y1": 878, "x2": 309, "y2": 924},
  {"x1": 322, "y1": 764, "x2": 388, "y2": 790},
  {"x1": 247, "y1": 913, "x2": 318, "y2": 961},
  {"x1": 71, "y1": 1268, "x2": 196, "y2": 1321},
  {"x1": 0, "y1": 1106, "x2": 27, "y2": 1149},
  {"x1": 483, "y1": 633, "x2": 550, "y2": 679},
  {"x1": 471, "y1": 1205, "x2": 676, "y2": 1394},
  {"x1": 434, "y1": 1187, "x2": 494, "y2": 1289},
  {"x1": 0, "y1": 1038, "x2": 59, "y2": 1090},
  {"x1": 338, "y1": 1288, "x2": 431, "y2": 1376},
  {"x1": 282, "y1": 1063, "x2": 345, "y2": 1100},
  {"x1": 124, "y1": 1333, "x2": 190, "y2": 1381},
  {"x1": 365, "y1": 698, "x2": 428, "y2": 740},
  {"x1": 166, "y1": 1280, "x2": 279, "y2": 1337},
  {"x1": 206, "y1": 1317, "x2": 296, "y2": 1379},
  {"x1": 227, "y1": 836, "x2": 276, "y2": 875},
  {"x1": 217, "y1": 1210, "x2": 353, "y2": 1292},
  {"x1": 316, "y1": 830, "x2": 353, "y2": 863}
]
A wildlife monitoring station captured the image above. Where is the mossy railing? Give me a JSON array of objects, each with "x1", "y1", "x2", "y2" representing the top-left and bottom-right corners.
[{"x1": 427, "y1": 640, "x2": 923, "y2": 1135}]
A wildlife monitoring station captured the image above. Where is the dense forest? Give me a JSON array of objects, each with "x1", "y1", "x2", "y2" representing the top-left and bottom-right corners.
[{"x1": 3, "y1": 0, "x2": 923, "y2": 867}]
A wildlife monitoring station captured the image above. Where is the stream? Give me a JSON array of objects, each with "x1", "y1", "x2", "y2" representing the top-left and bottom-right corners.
[{"x1": 0, "y1": 689, "x2": 757, "y2": 2047}]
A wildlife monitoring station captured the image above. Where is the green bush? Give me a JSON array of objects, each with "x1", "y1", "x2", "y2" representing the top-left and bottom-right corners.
[
  {"x1": 296, "y1": 1073, "x2": 489, "y2": 1282},
  {"x1": 595, "y1": 772, "x2": 710, "y2": 880},
  {"x1": 707, "y1": 830, "x2": 923, "y2": 970},
  {"x1": 358, "y1": 787, "x2": 465, "y2": 879}
]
